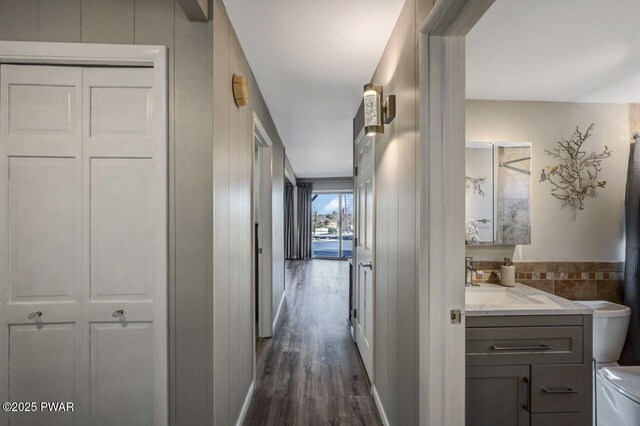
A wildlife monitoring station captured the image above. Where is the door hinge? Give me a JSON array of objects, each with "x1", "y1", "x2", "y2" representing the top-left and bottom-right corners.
[
  {"x1": 450, "y1": 309, "x2": 462, "y2": 324},
  {"x1": 354, "y1": 166, "x2": 358, "y2": 176},
  {"x1": 354, "y1": 237, "x2": 358, "y2": 247},
  {"x1": 353, "y1": 308, "x2": 357, "y2": 319}
]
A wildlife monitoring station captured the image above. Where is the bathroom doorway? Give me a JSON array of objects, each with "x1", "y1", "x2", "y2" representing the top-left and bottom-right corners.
[
  {"x1": 253, "y1": 114, "x2": 274, "y2": 339},
  {"x1": 417, "y1": 1, "x2": 495, "y2": 423}
]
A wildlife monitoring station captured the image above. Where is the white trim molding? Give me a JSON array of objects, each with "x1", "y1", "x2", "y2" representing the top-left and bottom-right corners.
[
  {"x1": 372, "y1": 385, "x2": 390, "y2": 426},
  {"x1": 252, "y1": 112, "x2": 276, "y2": 338},
  {"x1": 0, "y1": 41, "x2": 165, "y2": 67},
  {"x1": 417, "y1": 1, "x2": 494, "y2": 425},
  {"x1": 272, "y1": 291, "x2": 285, "y2": 332},
  {"x1": 235, "y1": 380, "x2": 255, "y2": 426}
]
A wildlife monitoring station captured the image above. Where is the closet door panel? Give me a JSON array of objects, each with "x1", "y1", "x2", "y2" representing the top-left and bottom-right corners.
[
  {"x1": 89, "y1": 158, "x2": 154, "y2": 302},
  {"x1": 89, "y1": 322, "x2": 153, "y2": 426},
  {"x1": 0, "y1": 64, "x2": 83, "y2": 425},
  {"x1": 83, "y1": 67, "x2": 166, "y2": 426},
  {"x1": 8, "y1": 157, "x2": 78, "y2": 303},
  {"x1": 9, "y1": 323, "x2": 77, "y2": 426}
]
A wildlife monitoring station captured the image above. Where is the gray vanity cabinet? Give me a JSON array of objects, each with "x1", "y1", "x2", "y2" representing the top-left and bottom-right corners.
[
  {"x1": 467, "y1": 365, "x2": 530, "y2": 426},
  {"x1": 465, "y1": 315, "x2": 593, "y2": 426}
]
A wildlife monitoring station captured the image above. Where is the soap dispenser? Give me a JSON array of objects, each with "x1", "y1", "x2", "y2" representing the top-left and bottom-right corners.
[{"x1": 501, "y1": 258, "x2": 515, "y2": 287}]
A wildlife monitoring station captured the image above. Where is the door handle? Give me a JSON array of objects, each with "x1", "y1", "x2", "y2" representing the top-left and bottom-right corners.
[
  {"x1": 491, "y1": 344, "x2": 551, "y2": 351},
  {"x1": 27, "y1": 311, "x2": 42, "y2": 320},
  {"x1": 112, "y1": 309, "x2": 125, "y2": 318},
  {"x1": 359, "y1": 262, "x2": 372, "y2": 270},
  {"x1": 542, "y1": 386, "x2": 578, "y2": 394},
  {"x1": 523, "y1": 377, "x2": 530, "y2": 413}
]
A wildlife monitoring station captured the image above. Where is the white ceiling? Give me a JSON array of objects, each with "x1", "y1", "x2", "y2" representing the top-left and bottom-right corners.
[
  {"x1": 467, "y1": 0, "x2": 640, "y2": 103},
  {"x1": 223, "y1": 0, "x2": 405, "y2": 178}
]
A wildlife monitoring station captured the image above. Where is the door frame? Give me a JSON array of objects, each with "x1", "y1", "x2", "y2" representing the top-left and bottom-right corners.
[
  {"x1": 351, "y1": 128, "x2": 375, "y2": 379},
  {"x1": 417, "y1": 1, "x2": 494, "y2": 425},
  {"x1": 0, "y1": 41, "x2": 168, "y2": 425},
  {"x1": 251, "y1": 112, "x2": 275, "y2": 338}
]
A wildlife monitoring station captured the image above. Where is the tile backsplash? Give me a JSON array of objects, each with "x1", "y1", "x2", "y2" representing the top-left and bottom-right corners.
[{"x1": 472, "y1": 261, "x2": 624, "y2": 304}]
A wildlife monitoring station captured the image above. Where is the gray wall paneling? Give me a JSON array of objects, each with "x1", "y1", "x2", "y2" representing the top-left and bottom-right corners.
[
  {"x1": 356, "y1": 0, "x2": 434, "y2": 424},
  {"x1": 0, "y1": 1, "x2": 38, "y2": 41},
  {"x1": 213, "y1": 0, "x2": 287, "y2": 423},
  {"x1": 80, "y1": 0, "x2": 135, "y2": 44},
  {"x1": 39, "y1": 0, "x2": 81, "y2": 42}
]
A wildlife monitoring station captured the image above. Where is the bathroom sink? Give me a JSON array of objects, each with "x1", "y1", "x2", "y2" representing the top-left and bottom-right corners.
[{"x1": 466, "y1": 288, "x2": 543, "y2": 306}]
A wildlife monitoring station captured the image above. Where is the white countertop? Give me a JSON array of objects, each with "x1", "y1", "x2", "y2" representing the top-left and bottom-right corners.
[{"x1": 465, "y1": 282, "x2": 593, "y2": 316}]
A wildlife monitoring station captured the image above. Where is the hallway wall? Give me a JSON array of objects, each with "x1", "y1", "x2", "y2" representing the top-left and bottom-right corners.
[
  {"x1": 356, "y1": 0, "x2": 434, "y2": 424},
  {"x1": 213, "y1": 0, "x2": 287, "y2": 423},
  {"x1": 0, "y1": 1, "x2": 213, "y2": 423},
  {"x1": 0, "y1": 1, "x2": 288, "y2": 424}
]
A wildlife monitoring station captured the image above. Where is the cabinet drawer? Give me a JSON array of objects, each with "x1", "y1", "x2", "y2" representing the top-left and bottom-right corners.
[
  {"x1": 531, "y1": 365, "x2": 589, "y2": 414},
  {"x1": 531, "y1": 412, "x2": 589, "y2": 426},
  {"x1": 466, "y1": 326, "x2": 583, "y2": 366}
]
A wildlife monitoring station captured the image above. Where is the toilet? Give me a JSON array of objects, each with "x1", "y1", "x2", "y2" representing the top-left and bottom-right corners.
[{"x1": 577, "y1": 300, "x2": 638, "y2": 425}]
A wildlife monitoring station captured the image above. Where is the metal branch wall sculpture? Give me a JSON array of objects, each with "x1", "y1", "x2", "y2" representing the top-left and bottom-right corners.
[
  {"x1": 539, "y1": 123, "x2": 612, "y2": 211},
  {"x1": 465, "y1": 175, "x2": 486, "y2": 196}
]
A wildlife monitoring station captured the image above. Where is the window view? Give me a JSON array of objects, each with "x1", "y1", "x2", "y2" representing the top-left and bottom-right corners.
[{"x1": 312, "y1": 193, "x2": 353, "y2": 258}]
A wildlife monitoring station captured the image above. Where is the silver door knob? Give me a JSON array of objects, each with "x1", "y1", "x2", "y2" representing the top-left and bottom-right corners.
[
  {"x1": 27, "y1": 311, "x2": 42, "y2": 320},
  {"x1": 112, "y1": 309, "x2": 124, "y2": 318},
  {"x1": 359, "y1": 262, "x2": 373, "y2": 270}
]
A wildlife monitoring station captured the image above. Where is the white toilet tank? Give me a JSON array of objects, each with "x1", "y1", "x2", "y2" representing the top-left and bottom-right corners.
[{"x1": 576, "y1": 300, "x2": 631, "y2": 363}]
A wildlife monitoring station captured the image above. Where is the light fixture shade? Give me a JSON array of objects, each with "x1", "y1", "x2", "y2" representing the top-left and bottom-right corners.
[{"x1": 364, "y1": 83, "x2": 383, "y2": 136}]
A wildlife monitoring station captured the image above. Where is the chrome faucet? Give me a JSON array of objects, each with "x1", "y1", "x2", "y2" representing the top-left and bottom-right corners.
[{"x1": 465, "y1": 257, "x2": 479, "y2": 287}]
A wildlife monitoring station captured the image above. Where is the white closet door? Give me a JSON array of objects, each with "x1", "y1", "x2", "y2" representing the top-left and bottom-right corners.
[
  {"x1": 82, "y1": 67, "x2": 166, "y2": 426},
  {"x1": 0, "y1": 65, "x2": 83, "y2": 425},
  {"x1": 0, "y1": 64, "x2": 167, "y2": 426}
]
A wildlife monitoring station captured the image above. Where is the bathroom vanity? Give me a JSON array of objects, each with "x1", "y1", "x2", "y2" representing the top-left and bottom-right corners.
[{"x1": 465, "y1": 284, "x2": 593, "y2": 426}]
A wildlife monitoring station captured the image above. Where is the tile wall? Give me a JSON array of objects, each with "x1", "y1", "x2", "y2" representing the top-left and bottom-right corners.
[{"x1": 472, "y1": 261, "x2": 624, "y2": 304}]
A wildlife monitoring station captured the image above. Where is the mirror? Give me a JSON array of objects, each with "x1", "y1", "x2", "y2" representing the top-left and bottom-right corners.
[{"x1": 465, "y1": 141, "x2": 532, "y2": 246}]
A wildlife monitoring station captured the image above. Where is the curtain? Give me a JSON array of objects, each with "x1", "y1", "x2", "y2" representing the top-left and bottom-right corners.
[
  {"x1": 296, "y1": 182, "x2": 313, "y2": 259},
  {"x1": 284, "y1": 182, "x2": 295, "y2": 259},
  {"x1": 624, "y1": 137, "x2": 640, "y2": 364}
]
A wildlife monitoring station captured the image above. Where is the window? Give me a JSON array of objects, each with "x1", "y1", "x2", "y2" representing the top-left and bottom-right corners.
[{"x1": 312, "y1": 192, "x2": 353, "y2": 258}]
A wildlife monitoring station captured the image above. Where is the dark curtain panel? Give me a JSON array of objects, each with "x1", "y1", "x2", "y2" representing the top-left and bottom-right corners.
[
  {"x1": 284, "y1": 182, "x2": 295, "y2": 259},
  {"x1": 624, "y1": 138, "x2": 640, "y2": 364},
  {"x1": 296, "y1": 182, "x2": 313, "y2": 259}
]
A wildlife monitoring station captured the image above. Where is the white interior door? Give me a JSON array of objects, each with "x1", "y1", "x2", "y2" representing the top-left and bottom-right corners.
[
  {"x1": 0, "y1": 64, "x2": 167, "y2": 426},
  {"x1": 0, "y1": 65, "x2": 83, "y2": 426},
  {"x1": 83, "y1": 67, "x2": 165, "y2": 426},
  {"x1": 354, "y1": 134, "x2": 374, "y2": 378}
]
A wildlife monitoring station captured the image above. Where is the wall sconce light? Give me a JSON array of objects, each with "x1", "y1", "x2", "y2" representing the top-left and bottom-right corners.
[
  {"x1": 233, "y1": 74, "x2": 249, "y2": 107},
  {"x1": 363, "y1": 83, "x2": 396, "y2": 136}
]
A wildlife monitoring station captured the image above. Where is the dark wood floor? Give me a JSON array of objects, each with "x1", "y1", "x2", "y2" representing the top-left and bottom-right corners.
[{"x1": 244, "y1": 260, "x2": 382, "y2": 426}]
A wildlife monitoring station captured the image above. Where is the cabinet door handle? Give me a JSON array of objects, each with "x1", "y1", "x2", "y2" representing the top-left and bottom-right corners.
[
  {"x1": 490, "y1": 344, "x2": 551, "y2": 351},
  {"x1": 523, "y1": 377, "x2": 530, "y2": 413},
  {"x1": 542, "y1": 386, "x2": 578, "y2": 394}
]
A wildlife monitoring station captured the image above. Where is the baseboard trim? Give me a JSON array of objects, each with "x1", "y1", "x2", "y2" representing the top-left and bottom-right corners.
[
  {"x1": 272, "y1": 292, "x2": 285, "y2": 333},
  {"x1": 235, "y1": 380, "x2": 254, "y2": 426},
  {"x1": 372, "y1": 385, "x2": 390, "y2": 426}
]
